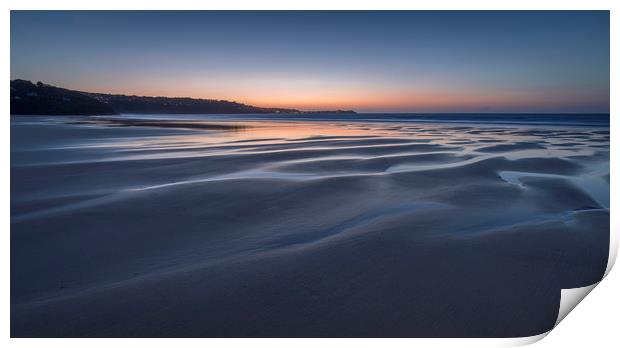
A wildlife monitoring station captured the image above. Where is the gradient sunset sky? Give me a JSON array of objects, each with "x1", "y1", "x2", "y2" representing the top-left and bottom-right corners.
[{"x1": 11, "y1": 11, "x2": 609, "y2": 113}]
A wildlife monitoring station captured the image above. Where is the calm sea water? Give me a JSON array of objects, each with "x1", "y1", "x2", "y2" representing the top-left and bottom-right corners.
[{"x1": 100, "y1": 113, "x2": 610, "y2": 127}]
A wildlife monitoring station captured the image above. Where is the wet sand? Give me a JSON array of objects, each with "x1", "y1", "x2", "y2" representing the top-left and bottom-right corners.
[
  {"x1": 10, "y1": 116, "x2": 609, "y2": 337},
  {"x1": 66, "y1": 117, "x2": 248, "y2": 131}
]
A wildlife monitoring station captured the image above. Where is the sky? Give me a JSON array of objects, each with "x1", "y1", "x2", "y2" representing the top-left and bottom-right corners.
[{"x1": 11, "y1": 11, "x2": 610, "y2": 113}]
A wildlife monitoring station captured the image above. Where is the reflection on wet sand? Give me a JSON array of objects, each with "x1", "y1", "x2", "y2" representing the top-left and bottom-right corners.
[{"x1": 11, "y1": 116, "x2": 609, "y2": 337}]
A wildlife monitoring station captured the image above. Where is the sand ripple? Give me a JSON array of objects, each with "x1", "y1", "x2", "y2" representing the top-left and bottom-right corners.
[{"x1": 11, "y1": 117, "x2": 609, "y2": 337}]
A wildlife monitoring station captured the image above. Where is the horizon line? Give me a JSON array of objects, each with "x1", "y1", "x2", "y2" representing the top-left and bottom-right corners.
[{"x1": 11, "y1": 79, "x2": 610, "y2": 115}]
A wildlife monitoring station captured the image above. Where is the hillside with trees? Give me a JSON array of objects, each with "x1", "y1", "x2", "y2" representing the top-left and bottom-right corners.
[{"x1": 11, "y1": 80, "x2": 357, "y2": 116}]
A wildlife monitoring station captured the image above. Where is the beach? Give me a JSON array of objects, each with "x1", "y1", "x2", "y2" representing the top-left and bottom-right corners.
[{"x1": 10, "y1": 114, "x2": 609, "y2": 337}]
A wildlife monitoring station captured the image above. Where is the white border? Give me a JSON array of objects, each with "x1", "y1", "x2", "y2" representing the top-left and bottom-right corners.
[
  {"x1": 3, "y1": 1, "x2": 617, "y2": 347},
  {"x1": 3, "y1": 0, "x2": 618, "y2": 10}
]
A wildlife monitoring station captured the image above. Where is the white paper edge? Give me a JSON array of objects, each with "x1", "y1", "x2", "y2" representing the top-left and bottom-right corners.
[{"x1": 503, "y1": 218, "x2": 618, "y2": 346}]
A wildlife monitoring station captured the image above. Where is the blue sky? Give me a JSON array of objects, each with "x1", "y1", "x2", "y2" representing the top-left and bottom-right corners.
[{"x1": 11, "y1": 11, "x2": 610, "y2": 112}]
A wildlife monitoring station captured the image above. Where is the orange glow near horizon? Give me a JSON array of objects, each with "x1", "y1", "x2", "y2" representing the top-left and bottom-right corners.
[
  {"x1": 65, "y1": 81, "x2": 608, "y2": 113},
  {"x1": 11, "y1": 11, "x2": 609, "y2": 113}
]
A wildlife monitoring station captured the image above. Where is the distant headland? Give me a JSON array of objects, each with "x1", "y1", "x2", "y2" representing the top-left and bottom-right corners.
[{"x1": 10, "y1": 80, "x2": 357, "y2": 116}]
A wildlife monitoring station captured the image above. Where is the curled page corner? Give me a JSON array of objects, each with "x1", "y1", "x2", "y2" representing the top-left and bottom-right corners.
[
  {"x1": 502, "y1": 332, "x2": 550, "y2": 347},
  {"x1": 503, "y1": 283, "x2": 599, "y2": 347},
  {"x1": 554, "y1": 283, "x2": 599, "y2": 328},
  {"x1": 514, "y1": 226, "x2": 616, "y2": 345}
]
